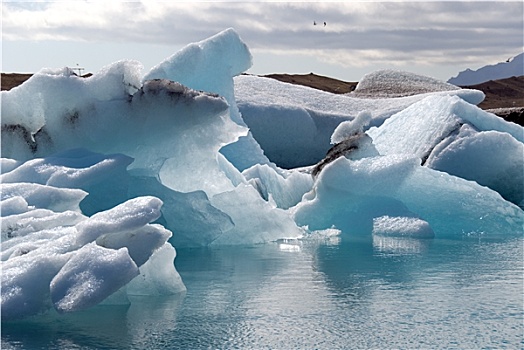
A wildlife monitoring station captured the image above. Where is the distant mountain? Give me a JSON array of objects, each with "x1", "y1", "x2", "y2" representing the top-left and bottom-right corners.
[{"x1": 448, "y1": 53, "x2": 524, "y2": 85}]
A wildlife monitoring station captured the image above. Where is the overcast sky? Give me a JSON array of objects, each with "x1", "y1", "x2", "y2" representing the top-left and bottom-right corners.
[{"x1": 2, "y1": 1, "x2": 523, "y2": 81}]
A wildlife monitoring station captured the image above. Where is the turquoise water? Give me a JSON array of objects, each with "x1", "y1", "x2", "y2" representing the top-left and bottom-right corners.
[{"x1": 2, "y1": 236, "x2": 523, "y2": 349}]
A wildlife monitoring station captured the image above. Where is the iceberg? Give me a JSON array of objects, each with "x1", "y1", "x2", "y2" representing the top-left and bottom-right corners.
[
  {"x1": 1, "y1": 28, "x2": 523, "y2": 322},
  {"x1": 1, "y1": 192, "x2": 183, "y2": 320},
  {"x1": 234, "y1": 70, "x2": 484, "y2": 168}
]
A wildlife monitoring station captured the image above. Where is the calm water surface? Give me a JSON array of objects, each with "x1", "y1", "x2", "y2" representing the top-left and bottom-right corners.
[{"x1": 2, "y1": 235, "x2": 523, "y2": 349}]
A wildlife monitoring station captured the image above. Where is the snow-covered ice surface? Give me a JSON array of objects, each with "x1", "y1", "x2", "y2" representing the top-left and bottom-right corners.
[
  {"x1": 352, "y1": 69, "x2": 461, "y2": 98},
  {"x1": 1, "y1": 28, "x2": 523, "y2": 327}
]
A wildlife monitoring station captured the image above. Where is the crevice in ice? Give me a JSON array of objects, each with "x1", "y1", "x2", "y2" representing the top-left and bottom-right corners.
[
  {"x1": 1, "y1": 124, "x2": 38, "y2": 154},
  {"x1": 311, "y1": 134, "x2": 363, "y2": 178},
  {"x1": 420, "y1": 121, "x2": 464, "y2": 166}
]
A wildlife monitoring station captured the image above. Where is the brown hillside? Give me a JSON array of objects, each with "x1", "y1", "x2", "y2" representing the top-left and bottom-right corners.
[
  {"x1": 461, "y1": 76, "x2": 524, "y2": 110},
  {"x1": 262, "y1": 73, "x2": 357, "y2": 94},
  {"x1": 1, "y1": 73, "x2": 33, "y2": 91},
  {"x1": 1, "y1": 72, "x2": 92, "y2": 91}
]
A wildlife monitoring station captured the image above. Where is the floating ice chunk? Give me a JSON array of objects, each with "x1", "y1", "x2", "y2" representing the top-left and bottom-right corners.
[
  {"x1": 300, "y1": 227, "x2": 342, "y2": 246},
  {"x1": 372, "y1": 215, "x2": 434, "y2": 238},
  {"x1": 1, "y1": 189, "x2": 183, "y2": 320},
  {"x1": 372, "y1": 235, "x2": 431, "y2": 255},
  {"x1": 50, "y1": 243, "x2": 139, "y2": 314}
]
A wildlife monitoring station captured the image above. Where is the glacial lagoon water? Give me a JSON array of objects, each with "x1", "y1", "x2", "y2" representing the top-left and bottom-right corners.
[{"x1": 2, "y1": 235, "x2": 522, "y2": 349}]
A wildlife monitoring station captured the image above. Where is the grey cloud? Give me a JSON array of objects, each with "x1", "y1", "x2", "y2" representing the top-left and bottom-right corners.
[{"x1": 3, "y1": 1, "x2": 522, "y2": 67}]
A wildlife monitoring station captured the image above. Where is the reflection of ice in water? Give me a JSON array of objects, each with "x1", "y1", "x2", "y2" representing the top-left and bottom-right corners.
[
  {"x1": 0, "y1": 294, "x2": 186, "y2": 349},
  {"x1": 278, "y1": 242, "x2": 301, "y2": 252},
  {"x1": 278, "y1": 227, "x2": 342, "y2": 252},
  {"x1": 372, "y1": 235, "x2": 432, "y2": 255},
  {"x1": 371, "y1": 215, "x2": 433, "y2": 254},
  {"x1": 1, "y1": 238, "x2": 522, "y2": 349}
]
